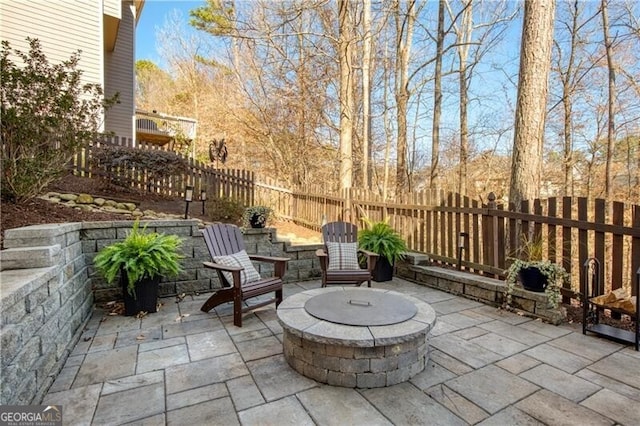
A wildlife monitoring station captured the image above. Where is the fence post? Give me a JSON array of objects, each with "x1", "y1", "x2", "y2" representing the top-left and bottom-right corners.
[{"x1": 483, "y1": 192, "x2": 498, "y2": 277}]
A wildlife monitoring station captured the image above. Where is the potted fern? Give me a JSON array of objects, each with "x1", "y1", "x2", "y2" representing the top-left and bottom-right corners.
[
  {"x1": 94, "y1": 220, "x2": 183, "y2": 316},
  {"x1": 358, "y1": 218, "x2": 407, "y2": 282}
]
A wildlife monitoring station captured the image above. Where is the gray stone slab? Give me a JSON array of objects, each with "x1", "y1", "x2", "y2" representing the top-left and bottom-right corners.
[
  {"x1": 93, "y1": 382, "x2": 164, "y2": 425},
  {"x1": 547, "y1": 332, "x2": 623, "y2": 361},
  {"x1": 576, "y1": 368, "x2": 640, "y2": 402},
  {"x1": 581, "y1": 388, "x2": 640, "y2": 425},
  {"x1": 523, "y1": 343, "x2": 593, "y2": 374},
  {"x1": 94, "y1": 316, "x2": 142, "y2": 336},
  {"x1": 247, "y1": 354, "x2": 317, "y2": 401},
  {"x1": 165, "y1": 353, "x2": 249, "y2": 394},
  {"x1": 430, "y1": 320, "x2": 461, "y2": 337},
  {"x1": 410, "y1": 358, "x2": 458, "y2": 390},
  {"x1": 468, "y1": 305, "x2": 533, "y2": 325},
  {"x1": 222, "y1": 313, "x2": 268, "y2": 335},
  {"x1": 88, "y1": 333, "x2": 116, "y2": 352},
  {"x1": 413, "y1": 288, "x2": 458, "y2": 304},
  {"x1": 162, "y1": 317, "x2": 222, "y2": 339},
  {"x1": 48, "y1": 365, "x2": 79, "y2": 393},
  {"x1": 297, "y1": 386, "x2": 392, "y2": 426},
  {"x1": 122, "y1": 413, "x2": 165, "y2": 425},
  {"x1": 236, "y1": 335, "x2": 282, "y2": 362},
  {"x1": 136, "y1": 344, "x2": 190, "y2": 374},
  {"x1": 166, "y1": 383, "x2": 228, "y2": 411},
  {"x1": 227, "y1": 375, "x2": 266, "y2": 411},
  {"x1": 439, "y1": 312, "x2": 490, "y2": 329},
  {"x1": 429, "y1": 350, "x2": 474, "y2": 375},
  {"x1": 74, "y1": 346, "x2": 137, "y2": 387},
  {"x1": 430, "y1": 334, "x2": 503, "y2": 369},
  {"x1": 426, "y1": 384, "x2": 490, "y2": 424},
  {"x1": 446, "y1": 365, "x2": 539, "y2": 414},
  {"x1": 229, "y1": 327, "x2": 273, "y2": 343},
  {"x1": 586, "y1": 351, "x2": 640, "y2": 389},
  {"x1": 42, "y1": 383, "x2": 102, "y2": 426},
  {"x1": 139, "y1": 336, "x2": 185, "y2": 353},
  {"x1": 476, "y1": 406, "x2": 545, "y2": 426},
  {"x1": 430, "y1": 297, "x2": 483, "y2": 315},
  {"x1": 517, "y1": 319, "x2": 573, "y2": 339},
  {"x1": 166, "y1": 397, "x2": 239, "y2": 426},
  {"x1": 102, "y1": 371, "x2": 164, "y2": 395},
  {"x1": 452, "y1": 326, "x2": 490, "y2": 340},
  {"x1": 470, "y1": 333, "x2": 528, "y2": 357},
  {"x1": 519, "y1": 364, "x2": 601, "y2": 402},
  {"x1": 114, "y1": 326, "x2": 163, "y2": 348},
  {"x1": 495, "y1": 353, "x2": 541, "y2": 375},
  {"x1": 478, "y1": 320, "x2": 549, "y2": 346},
  {"x1": 516, "y1": 389, "x2": 613, "y2": 426},
  {"x1": 360, "y1": 382, "x2": 467, "y2": 426},
  {"x1": 239, "y1": 396, "x2": 314, "y2": 426},
  {"x1": 186, "y1": 329, "x2": 237, "y2": 361},
  {"x1": 303, "y1": 320, "x2": 375, "y2": 347}
]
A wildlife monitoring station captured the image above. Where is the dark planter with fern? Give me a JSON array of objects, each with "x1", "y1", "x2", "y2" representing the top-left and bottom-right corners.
[
  {"x1": 358, "y1": 218, "x2": 407, "y2": 282},
  {"x1": 94, "y1": 221, "x2": 183, "y2": 316}
]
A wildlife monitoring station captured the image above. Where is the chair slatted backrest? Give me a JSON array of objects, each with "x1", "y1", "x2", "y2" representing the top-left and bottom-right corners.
[
  {"x1": 203, "y1": 224, "x2": 246, "y2": 257},
  {"x1": 322, "y1": 221, "x2": 358, "y2": 244}
]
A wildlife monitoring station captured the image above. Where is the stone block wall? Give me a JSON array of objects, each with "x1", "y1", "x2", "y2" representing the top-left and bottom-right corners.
[
  {"x1": 396, "y1": 253, "x2": 565, "y2": 324},
  {"x1": 0, "y1": 220, "x2": 323, "y2": 404},
  {"x1": 1, "y1": 223, "x2": 93, "y2": 405}
]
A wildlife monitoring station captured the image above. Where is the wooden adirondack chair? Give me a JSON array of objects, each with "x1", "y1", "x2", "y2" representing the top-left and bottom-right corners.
[
  {"x1": 316, "y1": 221, "x2": 379, "y2": 287},
  {"x1": 200, "y1": 224, "x2": 289, "y2": 327}
]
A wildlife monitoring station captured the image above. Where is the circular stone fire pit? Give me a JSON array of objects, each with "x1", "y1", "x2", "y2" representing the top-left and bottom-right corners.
[{"x1": 277, "y1": 287, "x2": 437, "y2": 388}]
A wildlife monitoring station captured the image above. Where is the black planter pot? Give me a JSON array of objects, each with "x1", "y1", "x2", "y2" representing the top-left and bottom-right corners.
[
  {"x1": 249, "y1": 214, "x2": 265, "y2": 228},
  {"x1": 120, "y1": 272, "x2": 161, "y2": 316},
  {"x1": 373, "y1": 256, "x2": 394, "y2": 282},
  {"x1": 518, "y1": 266, "x2": 548, "y2": 292}
]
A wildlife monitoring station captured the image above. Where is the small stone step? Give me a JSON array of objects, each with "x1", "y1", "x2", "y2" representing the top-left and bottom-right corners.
[{"x1": 0, "y1": 245, "x2": 62, "y2": 271}]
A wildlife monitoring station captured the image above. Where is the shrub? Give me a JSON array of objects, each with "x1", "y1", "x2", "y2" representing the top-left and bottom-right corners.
[
  {"x1": 90, "y1": 145, "x2": 190, "y2": 189},
  {"x1": 207, "y1": 197, "x2": 244, "y2": 224},
  {"x1": 1, "y1": 38, "x2": 118, "y2": 202}
]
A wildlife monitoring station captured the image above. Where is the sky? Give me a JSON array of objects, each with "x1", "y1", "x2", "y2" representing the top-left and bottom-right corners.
[{"x1": 136, "y1": 0, "x2": 205, "y2": 64}]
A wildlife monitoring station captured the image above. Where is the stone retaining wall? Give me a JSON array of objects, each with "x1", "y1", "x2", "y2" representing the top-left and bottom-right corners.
[
  {"x1": 0, "y1": 220, "x2": 323, "y2": 404},
  {"x1": 396, "y1": 253, "x2": 565, "y2": 324}
]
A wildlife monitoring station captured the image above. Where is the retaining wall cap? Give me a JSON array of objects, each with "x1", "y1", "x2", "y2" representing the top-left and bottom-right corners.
[
  {"x1": 4, "y1": 223, "x2": 81, "y2": 239},
  {"x1": 0, "y1": 266, "x2": 58, "y2": 311}
]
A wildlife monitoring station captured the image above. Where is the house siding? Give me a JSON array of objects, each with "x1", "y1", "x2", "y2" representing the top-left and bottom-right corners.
[
  {"x1": 104, "y1": 1, "x2": 136, "y2": 140},
  {"x1": 0, "y1": 1, "x2": 103, "y2": 101},
  {"x1": 103, "y1": 0, "x2": 121, "y2": 19}
]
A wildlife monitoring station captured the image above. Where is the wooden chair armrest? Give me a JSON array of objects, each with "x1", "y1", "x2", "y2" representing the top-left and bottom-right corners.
[
  {"x1": 358, "y1": 249, "x2": 379, "y2": 258},
  {"x1": 203, "y1": 261, "x2": 242, "y2": 272},
  {"x1": 249, "y1": 255, "x2": 290, "y2": 264},
  {"x1": 248, "y1": 255, "x2": 289, "y2": 279}
]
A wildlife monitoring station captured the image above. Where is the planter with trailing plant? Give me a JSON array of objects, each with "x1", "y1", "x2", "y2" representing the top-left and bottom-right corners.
[
  {"x1": 94, "y1": 221, "x2": 183, "y2": 316},
  {"x1": 243, "y1": 206, "x2": 272, "y2": 228},
  {"x1": 358, "y1": 218, "x2": 407, "y2": 282},
  {"x1": 504, "y1": 259, "x2": 568, "y2": 310}
]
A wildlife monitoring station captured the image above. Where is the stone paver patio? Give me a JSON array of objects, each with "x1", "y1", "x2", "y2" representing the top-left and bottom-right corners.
[{"x1": 43, "y1": 278, "x2": 640, "y2": 425}]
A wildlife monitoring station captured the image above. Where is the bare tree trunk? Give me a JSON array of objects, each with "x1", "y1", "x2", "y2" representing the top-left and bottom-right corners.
[
  {"x1": 362, "y1": 0, "x2": 373, "y2": 190},
  {"x1": 601, "y1": 0, "x2": 616, "y2": 199},
  {"x1": 430, "y1": 0, "x2": 445, "y2": 191},
  {"x1": 339, "y1": 0, "x2": 354, "y2": 191},
  {"x1": 395, "y1": 0, "x2": 416, "y2": 195},
  {"x1": 561, "y1": 1, "x2": 579, "y2": 196},
  {"x1": 457, "y1": 0, "x2": 472, "y2": 195},
  {"x1": 509, "y1": 0, "x2": 556, "y2": 209}
]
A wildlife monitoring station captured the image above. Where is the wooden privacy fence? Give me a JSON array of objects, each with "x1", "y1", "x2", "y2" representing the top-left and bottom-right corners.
[
  {"x1": 70, "y1": 135, "x2": 254, "y2": 206},
  {"x1": 257, "y1": 182, "x2": 640, "y2": 297}
]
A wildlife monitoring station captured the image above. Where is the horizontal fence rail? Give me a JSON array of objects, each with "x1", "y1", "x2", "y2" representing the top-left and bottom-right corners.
[
  {"x1": 256, "y1": 183, "x2": 639, "y2": 298},
  {"x1": 71, "y1": 135, "x2": 254, "y2": 206},
  {"x1": 69, "y1": 138, "x2": 639, "y2": 300}
]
